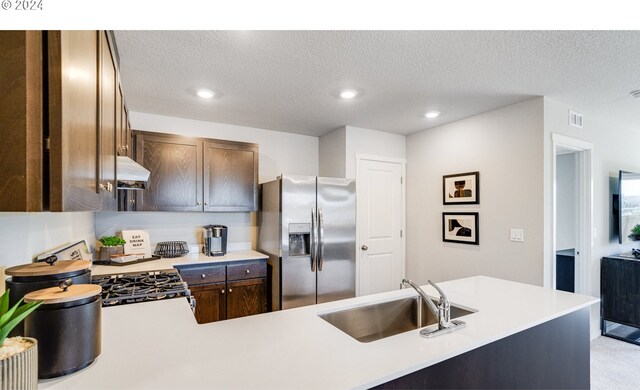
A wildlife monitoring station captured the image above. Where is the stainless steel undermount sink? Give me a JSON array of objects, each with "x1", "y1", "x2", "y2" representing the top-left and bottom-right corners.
[{"x1": 318, "y1": 296, "x2": 476, "y2": 342}]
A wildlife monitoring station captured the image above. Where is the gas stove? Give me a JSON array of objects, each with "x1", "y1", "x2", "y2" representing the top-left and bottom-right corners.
[{"x1": 92, "y1": 269, "x2": 191, "y2": 307}]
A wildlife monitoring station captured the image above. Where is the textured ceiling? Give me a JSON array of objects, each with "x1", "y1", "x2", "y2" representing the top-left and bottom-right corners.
[{"x1": 113, "y1": 31, "x2": 640, "y2": 136}]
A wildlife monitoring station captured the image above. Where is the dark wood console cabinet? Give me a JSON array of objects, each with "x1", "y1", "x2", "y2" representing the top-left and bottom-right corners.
[
  {"x1": 177, "y1": 260, "x2": 267, "y2": 324},
  {"x1": 601, "y1": 255, "x2": 640, "y2": 345}
]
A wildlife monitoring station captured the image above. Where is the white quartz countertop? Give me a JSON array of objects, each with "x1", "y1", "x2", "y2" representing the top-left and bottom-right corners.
[
  {"x1": 39, "y1": 276, "x2": 598, "y2": 390},
  {"x1": 90, "y1": 250, "x2": 268, "y2": 275}
]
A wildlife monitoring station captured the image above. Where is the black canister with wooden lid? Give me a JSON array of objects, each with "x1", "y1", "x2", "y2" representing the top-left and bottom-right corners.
[
  {"x1": 23, "y1": 280, "x2": 102, "y2": 379},
  {"x1": 4, "y1": 255, "x2": 92, "y2": 336}
]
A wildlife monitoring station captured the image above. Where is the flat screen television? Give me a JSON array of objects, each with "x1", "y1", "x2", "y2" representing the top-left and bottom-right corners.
[{"x1": 618, "y1": 170, "x2": 640, "y2": 244}]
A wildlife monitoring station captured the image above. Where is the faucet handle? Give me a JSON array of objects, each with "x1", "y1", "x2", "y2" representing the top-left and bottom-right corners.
[{"x1": 428, "y1": 280, "x2": 450, "y2": 307}]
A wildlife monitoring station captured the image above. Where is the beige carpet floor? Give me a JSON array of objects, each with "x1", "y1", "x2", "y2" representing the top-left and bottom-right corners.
[{"x1": 591, "y1": 336, "x2": 640, "y2": 390}]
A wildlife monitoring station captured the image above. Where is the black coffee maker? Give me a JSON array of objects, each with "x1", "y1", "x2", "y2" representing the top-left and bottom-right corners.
[{"x1": 203, "y1": 225, "x2": 228, "y2": 256}]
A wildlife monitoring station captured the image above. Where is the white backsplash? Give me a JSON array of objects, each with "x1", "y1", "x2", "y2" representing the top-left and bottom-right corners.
[
  {"x1": 94, "y1": 212, "x2": 256, "y2": 253},
  {"x1": 0, "y1": 212, "x2": 96, "y2": 293}
]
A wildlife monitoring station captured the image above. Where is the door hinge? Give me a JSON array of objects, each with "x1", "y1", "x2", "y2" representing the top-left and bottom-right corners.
[{"x1": 44, "y1": 137, "x2": 50, "y2": 150}]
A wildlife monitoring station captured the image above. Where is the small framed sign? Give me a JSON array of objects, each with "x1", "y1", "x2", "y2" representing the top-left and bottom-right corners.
[
  {"x1": 121, "y1": 230, "x2": 152, "y2": 258},
  {"x1": 443, "y1": 212, "x2": 479, "y2": 245},
  {"x1": 443, "y1": 171, "x2": 479, "y2": 205}
]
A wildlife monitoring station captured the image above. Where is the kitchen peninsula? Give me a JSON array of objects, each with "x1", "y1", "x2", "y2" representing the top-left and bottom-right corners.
[{"x1": 40, "y1": 276, "x2": 598, "y2": 389}]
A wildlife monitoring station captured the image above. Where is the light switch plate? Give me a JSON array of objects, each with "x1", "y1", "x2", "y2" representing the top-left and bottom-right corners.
[{"x1": 510, "y1": 229, "x2": 524, "y2": 242}]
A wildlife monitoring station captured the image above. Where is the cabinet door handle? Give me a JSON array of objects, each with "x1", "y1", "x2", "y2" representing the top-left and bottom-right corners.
[
  {"x1": 128, "y1": 199, "x2": 135, "y2": 204},
  {"x1": 99, "y1": 183, "x2": 106, "y2": 191},
  {"x1": 221, "y1": 289, "x2": 225, "y2": 294},
  {"x1": 197, "y1": 202, "x2": 202, "y2": 206},
  {"x1": 201, "y1": 274, "x2": 206, "y2": 278},
  {"x1": 228, "y1": 288, "x2": 232, "y2": 293},
  {"x1": 245, "y1": 269, "x2": 250, "y2": 274},
  {"x1": 204, "y1": 202, "x2": 208, "y2": 206}
]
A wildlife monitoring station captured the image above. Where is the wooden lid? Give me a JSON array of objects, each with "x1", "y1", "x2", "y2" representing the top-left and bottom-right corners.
[
  {"x1": 5, "y1": 260, "x2": 91, "y2": 277},
  {"x1": 24, "y1": 284, "x2": 102, "y2": 304}
]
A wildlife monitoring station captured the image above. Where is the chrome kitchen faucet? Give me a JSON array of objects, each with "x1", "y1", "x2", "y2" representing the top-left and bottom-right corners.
[{"x1": 400, "y1": 279, "x2": 466, "y2": 338}]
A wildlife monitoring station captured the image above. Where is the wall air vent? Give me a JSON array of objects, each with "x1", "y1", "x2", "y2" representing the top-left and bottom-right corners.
[{"x1": 569, "y1": 110, "x2": 583, "y2": 129}]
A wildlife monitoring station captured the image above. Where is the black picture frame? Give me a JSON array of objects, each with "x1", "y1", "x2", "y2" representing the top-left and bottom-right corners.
[
  {"x1": 442, "y1": 212, "x2": 479, "y2": 245},
  {"x1": 443, "y1": 171, "x2": 479, "y2": 205}
]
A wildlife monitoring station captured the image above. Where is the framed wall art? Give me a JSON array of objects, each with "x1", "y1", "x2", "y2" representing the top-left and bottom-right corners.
[
  {"x1": 442, "y1": 212, "x2": 479, "y2": 245},
  {"x1": 443, "y1": 171, "x2": 479, "y2": 205}
]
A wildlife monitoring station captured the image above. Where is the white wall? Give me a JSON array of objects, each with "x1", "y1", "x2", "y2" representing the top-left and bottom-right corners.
[
  {"x1": 319, "y1": 126, "x2": 346, "y2": 177},
  {"x1": 542, "y1": 97, "x2": 640, "y2": 338},
  {"x1": 406, "y1": 98, "x2": 545, "y2": 286},
  {"x1": 93, "y1": 112, "x2": 321, "y2": 251},
  {"x1": 319, "y1": 125, "x2": 406, "y2": 179},
  {"x1": 556, "y1": 153, "x2": 576, "y2": 250},
  {"x1": 344, "y1": 126, "x2": 406, "y2": 179},
  {"x1": 131, "y1": 112, "x2": 319, "y2": 183},
  {"x1": 0, "y1": 212, "x2": 95, "y2": 292}
]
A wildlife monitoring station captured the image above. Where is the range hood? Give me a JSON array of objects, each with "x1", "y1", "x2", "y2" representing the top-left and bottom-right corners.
[{"x1": 117, "y1": 156, "x2": 150, "y2": 190}]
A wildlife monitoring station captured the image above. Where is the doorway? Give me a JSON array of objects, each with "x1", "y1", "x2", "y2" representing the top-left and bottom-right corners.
[
  {"x1": 355, "y1": 154, "x2": 406, "y2": 296},
  {"x1": 552, "y1": 133, "x2": 593, "y2": 295},
  {"x1": 555, "y1": 148, "x2": 578, "y2": 292}
]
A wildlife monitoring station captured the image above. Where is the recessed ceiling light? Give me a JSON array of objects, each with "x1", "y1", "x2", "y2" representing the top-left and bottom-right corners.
[
  {"x1": 197, "y1": 89, "x2": 215, "y2": 99},
  {"x1": 425, "y1": 111, "x2": 440, "y2": 119},
  {"x1": 340, "y1": 89, "x2": 358, "y2": 99}
]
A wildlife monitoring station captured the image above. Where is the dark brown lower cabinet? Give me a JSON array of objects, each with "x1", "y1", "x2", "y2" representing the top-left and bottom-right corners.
[
  {"x1": 226, "y1": 278, "x2": 267, "y2": 319},
  {"x1": 178, "y1": 260, "x2": 267, "y2": 324},
  {"x1": 190, "y1": 282, "x2": 226, "y2": 324}
]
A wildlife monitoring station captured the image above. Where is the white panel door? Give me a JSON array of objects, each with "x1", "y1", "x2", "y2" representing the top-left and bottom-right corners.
[{"x1": 357, "y1": 158, "x2": 403, "y2": 296}]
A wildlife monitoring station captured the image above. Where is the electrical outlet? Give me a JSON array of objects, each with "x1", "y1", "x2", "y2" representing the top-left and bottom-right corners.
[{"x1": 510, "y1": 229, "x2": 524, "y2": 242}]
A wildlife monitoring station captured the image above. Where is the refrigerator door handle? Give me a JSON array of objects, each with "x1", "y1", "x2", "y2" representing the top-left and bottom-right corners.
[
  {"x1": 318, "y1": 208, "x2": 325, "y2": 271},
  {"x1": 310, "y1": 207, "x2": 317, "y2": 272}
]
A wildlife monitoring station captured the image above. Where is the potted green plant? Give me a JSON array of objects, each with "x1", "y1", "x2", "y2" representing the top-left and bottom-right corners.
[
  {"x1": 98, "y1": 236, "x2": 127, "y2": 260},
  {"x1": 0, "y1": 290, "x2": 43, "y2": 389},
  {"x1": 629, "y1": 224, "x2": 640, "y2": 241}
]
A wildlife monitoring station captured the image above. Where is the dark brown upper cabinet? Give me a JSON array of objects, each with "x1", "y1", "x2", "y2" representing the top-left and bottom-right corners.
[
  {"x1": 134, "y1": 132, "x2": 203, "y2": 212},
  {"x1": 204, "y1": 139, "x2": 258, "y2": 212},
  {"x1": 0, "y1": 31, "x2": 43, "y2": 211},
  {"x1": 115, "y1": 84, "x2": 123, "y2": 156},
  {"x1": 48, "y1": 30, "x2": 102, "y2": 211},
  {"x1": 99, "y1": 31, "x2": 117, "y2": 211},
  {"x1": 0, "y1": 30, "x2": 129, "y2": 212},
  {"x1": 133, "y1": 131, "x2": 258, "y2": 212},
  {"x1": 116, "y1": 84, "x2": 132, "y2": 157}
]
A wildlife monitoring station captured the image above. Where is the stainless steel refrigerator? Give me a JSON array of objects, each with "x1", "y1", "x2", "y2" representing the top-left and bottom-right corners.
[{"x1": 259, "y1": 175, "x2": 356, "y2": 310}]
